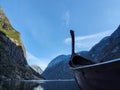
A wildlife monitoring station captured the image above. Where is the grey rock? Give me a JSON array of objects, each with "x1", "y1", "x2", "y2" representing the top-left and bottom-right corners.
[{"x1": 31, "y1": 65, "x2": 43, "y2": 74}]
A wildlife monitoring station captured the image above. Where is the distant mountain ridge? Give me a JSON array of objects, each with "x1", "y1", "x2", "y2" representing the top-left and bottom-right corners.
[
  {"x1": 42, "y1": 55, "x2": 73, "y2": 79},
  {"x1": 42, "y1": 25, "x2": 120, "y2": 79}
]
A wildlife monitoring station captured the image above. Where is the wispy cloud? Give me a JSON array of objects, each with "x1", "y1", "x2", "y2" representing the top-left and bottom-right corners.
[
  {"x1": 26, "y1": 51, "x2": 49, "y2": 70},
  {"x1": 65, "y1": 11, "x2": 70, "y2": 27},
  {"x1": 62, "y1": 10, "x2": 70, "y2": 28},
  {"x1": 65, "y1": 30, "x2": 114, "y2": 50}
]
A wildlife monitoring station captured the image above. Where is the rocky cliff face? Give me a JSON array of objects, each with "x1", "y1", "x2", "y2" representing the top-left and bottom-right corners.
[
  {"x1": 0, "y1": 7, "x2": 44, "y2": 80},
  {"x1": 88, "y1": 25, "x2": 120, "y2": 62},
  {"x1": 42, "y1": 25, "x2": 120, "y2": 79}
]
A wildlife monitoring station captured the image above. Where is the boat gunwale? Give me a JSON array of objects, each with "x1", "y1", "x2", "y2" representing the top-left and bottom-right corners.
[{"x1": 70, "y1": 58, "x2": 120, "y2": 70}]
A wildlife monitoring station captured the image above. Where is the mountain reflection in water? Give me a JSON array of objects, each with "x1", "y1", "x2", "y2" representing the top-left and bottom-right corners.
[{"x1": 0, "y1": 79, "x2": 80, "y2": 90}]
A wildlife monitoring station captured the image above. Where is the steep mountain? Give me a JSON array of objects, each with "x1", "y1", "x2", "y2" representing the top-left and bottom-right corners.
[
  {"x1": 42, "y1": 55, "x2": 74, "y2": 79},
  {"x1": 42, "y1": 53, "x2": 89, "y2": 79},
  {"x1": 42, "y1": 25, "x2": 120, "y2": 79},
  {"x1": 31, "y1": 65, "x2": 43, "y2": 74},
  {"x1": 88, "y1": 25, "x2": 120, "y2": 62},
  {"x1": 0, "y1": 7, "x2": 44, "y2": 80}
]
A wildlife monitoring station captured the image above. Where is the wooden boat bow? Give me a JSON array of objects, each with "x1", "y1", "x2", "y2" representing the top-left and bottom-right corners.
[{"x1": 69, "y1": 30, "x2": 94, "y2": 67}]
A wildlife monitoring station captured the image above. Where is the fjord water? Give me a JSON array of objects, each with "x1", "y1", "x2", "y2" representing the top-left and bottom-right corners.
[{"x1": 0, "y1": 79, "x2": 80, "y2": 90}]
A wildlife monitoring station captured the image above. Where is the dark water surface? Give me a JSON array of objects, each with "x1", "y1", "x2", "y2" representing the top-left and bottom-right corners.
[{"x1": 0, "y1": 79, "x2": 80, "y2": 90}]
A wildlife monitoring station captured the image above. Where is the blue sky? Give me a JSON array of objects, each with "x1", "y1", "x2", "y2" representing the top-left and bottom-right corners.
[{"x1": 0, "y1": 0, "x2": 120, "y2": 70}]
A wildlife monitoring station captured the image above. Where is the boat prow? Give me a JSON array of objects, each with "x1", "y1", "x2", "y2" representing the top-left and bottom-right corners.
[{"x1": 69, "y1": 30, "x2": 120, "y2": 90}]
